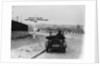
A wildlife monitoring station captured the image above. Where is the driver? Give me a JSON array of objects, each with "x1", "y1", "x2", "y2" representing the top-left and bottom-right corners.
[{"x1": 56, "y1": 30, "x2": 65, "y2": 40}]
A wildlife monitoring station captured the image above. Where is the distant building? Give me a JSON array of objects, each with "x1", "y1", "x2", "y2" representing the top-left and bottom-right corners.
[{"x1": 12, "y1": 20, "x2": 28, "y2": 31}]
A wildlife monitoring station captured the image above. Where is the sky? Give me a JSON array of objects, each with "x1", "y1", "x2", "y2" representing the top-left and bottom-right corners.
[{"x1": 12, "y1": 5, "x2": 85, "y2": 25}]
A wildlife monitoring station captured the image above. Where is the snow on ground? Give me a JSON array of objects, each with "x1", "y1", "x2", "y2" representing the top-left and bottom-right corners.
[
  {"x1": 11, "y1": 43, "x2": 45, "y2": 58},
  {"x1": 11, "y1": 35, "x2": 46, "y2": 58},
  {"x1": 11, "y1": 34, "x2": 83, "y2": 59}
]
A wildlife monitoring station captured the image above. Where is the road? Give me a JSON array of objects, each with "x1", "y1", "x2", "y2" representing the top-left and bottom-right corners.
[
  {"x1": 11, "y1": 34, "x2": 83, "y2": 59},
  {"x1": 33, "y1": 34, "x2": 83, "y2": 59}
]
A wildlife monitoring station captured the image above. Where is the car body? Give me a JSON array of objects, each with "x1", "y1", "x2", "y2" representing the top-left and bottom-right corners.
[{"x1": 45, "y1": 38, "x2": 67, "y2": 53}]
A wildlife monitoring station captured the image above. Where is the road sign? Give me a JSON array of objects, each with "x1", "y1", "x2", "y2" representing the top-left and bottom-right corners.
[
  {"x1": 25, "y1": 16, "x2": 48, "y2": 39},
  {"x1": 25, "y1": 17, "x2": 48, "y2": 22}
]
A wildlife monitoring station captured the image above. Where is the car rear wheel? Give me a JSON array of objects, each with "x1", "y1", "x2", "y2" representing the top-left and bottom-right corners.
[
  {"x1": 46, "y1": 48, "x2": 50, "y2": 53},
  {"x1": 62, "y1": 48, "x2": 66, "y2": 53}
]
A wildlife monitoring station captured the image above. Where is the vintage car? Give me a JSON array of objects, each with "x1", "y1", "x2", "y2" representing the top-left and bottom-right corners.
[{"x1": 45, "y1": 37, "x2": 67, "y2": 53}]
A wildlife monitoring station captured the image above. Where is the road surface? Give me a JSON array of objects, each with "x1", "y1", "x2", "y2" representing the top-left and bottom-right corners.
[{"x1": 11, "y1": 34, "x2": 83, "y2": 59}]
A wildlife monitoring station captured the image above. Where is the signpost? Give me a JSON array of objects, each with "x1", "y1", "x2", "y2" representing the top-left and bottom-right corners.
[{"x1": 25, "y1": 16, "x2": 48, "y2": 39}]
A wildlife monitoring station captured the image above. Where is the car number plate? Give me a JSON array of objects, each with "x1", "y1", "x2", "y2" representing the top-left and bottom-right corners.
[{"x1": 52, "y1": 45, "x2": 60, "y2": 47}]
